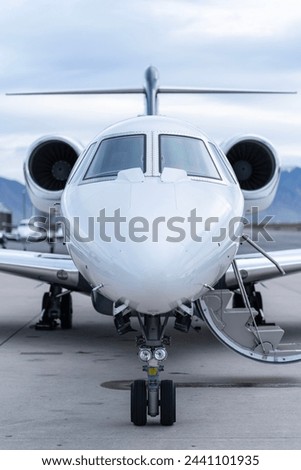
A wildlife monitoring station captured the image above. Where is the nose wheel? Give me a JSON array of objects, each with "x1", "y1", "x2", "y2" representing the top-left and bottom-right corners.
[
  {"x1": 160, "y1": 380, "x2": 176, "y2": 426},
  {"x1": 130, "y1": 380, "x2": 147, "y2": 426},
  {"x1": 130, "y1": 379, "x2": 176, "y2": 426},
  {"x1": 130, "y1": 313, "x2": 176, "y2": 426}
]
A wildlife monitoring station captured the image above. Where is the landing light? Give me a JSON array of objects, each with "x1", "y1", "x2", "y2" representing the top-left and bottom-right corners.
[
  {"x1": 138, "y1": 348, "x2": 152, "y2": 362},
  {"x1": 154, "y1": 347, "x2": 167, "y2": 361}
]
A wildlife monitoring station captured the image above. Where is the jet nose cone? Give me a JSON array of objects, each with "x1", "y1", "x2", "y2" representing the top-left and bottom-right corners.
[
  {"x1": 98, "y1": 229, "x2": 237, "y2": 314},
  {"x1": 115, "y1": 242, "x2": 194, "y2": 314}
]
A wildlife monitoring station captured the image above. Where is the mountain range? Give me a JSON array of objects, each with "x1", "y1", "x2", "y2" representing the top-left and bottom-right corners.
[
  {"x1": 0, "y1": 167, "x2": 300, "y2": 224},
  {"x1": 258, "y1": 167, "x2": 301, "y2": 223}
]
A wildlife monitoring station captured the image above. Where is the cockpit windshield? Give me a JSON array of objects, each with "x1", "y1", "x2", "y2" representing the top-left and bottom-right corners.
[
  {"x1": 159, "y1": 135, "x2": 221, "y2": 180},
  {"x1": 84, "y1": 134, "x2": 145, "y2": 180}
]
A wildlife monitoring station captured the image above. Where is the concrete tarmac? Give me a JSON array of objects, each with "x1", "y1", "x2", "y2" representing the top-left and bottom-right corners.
[{"x1": 0, "y1": 267, "x2": 301, "y2": 450}]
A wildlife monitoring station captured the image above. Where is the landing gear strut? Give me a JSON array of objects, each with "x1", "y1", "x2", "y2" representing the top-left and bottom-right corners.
[
  {"x1": 130, "y1": 314, "x2": 176, "y2": 426},
  {"x1": 35, "y1": 285, "x2": 73, "y2": 330}
]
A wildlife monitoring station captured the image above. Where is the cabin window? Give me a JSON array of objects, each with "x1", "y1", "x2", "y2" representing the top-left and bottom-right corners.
[
  {"x1": 84, "y1": 134, "x2": 146, "y2": 180},
  {"x1": 159, "y1": 135, "x2": 221, "y2": 179}
]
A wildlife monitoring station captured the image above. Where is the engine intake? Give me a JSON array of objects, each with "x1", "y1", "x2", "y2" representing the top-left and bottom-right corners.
[
  {"x1": 226, "y1": 140, "x2": 276, "y2": 191},
  {"x1": 25, "y1": 136, "x2": 83, "y2": 213},
  {"x1": 221, "y1": 135, "x2": 280, "y2": 213},
  {"x1": 29, "y1": 140, "x2": 78, "y2": 191}
]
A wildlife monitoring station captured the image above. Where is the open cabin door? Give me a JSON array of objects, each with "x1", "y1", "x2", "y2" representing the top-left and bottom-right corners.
[{"x1": 198, "y1": 289, "x2": 301, "y2": 363}]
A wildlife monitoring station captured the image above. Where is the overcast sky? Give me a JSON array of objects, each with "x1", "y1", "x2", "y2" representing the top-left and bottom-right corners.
[{"x1": 0, "y1": 0, "x2": 301, "y2": 181}]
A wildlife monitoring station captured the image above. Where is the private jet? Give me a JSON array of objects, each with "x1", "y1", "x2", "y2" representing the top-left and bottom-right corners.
[{"x1": 3, "y1": 66, "x2": 301, "y2": 426}]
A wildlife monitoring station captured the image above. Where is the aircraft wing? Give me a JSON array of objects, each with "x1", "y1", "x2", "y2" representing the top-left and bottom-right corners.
[
  {"x1": 0, "y1": 249, "x2": 88, "y2": 292},
  {"x1": 226, "y1": 249, "x2": 301, "y2": 287},
  {"x1": 0, "y1": 247, "x2": 300, "y2": 293}
]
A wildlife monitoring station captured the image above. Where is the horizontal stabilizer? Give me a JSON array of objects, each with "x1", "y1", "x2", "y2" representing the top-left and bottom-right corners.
[
  {"x1": 6, "y1": 65, "x2": 297, "y2": 115},
  {"x1": 158, "y1": 87, "x2": 296, "y2": 95},
  {"x1": 6, "y1": 88, "x2": 144, "y2": 96},
  {"x1": 7, "y1": 87, "x2": 296, "y2": 97}
]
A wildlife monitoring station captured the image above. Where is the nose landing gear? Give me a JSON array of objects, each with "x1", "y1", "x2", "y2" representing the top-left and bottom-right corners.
[{"x1": 130, "y1": 314, "x2": 176, "y2": 426}]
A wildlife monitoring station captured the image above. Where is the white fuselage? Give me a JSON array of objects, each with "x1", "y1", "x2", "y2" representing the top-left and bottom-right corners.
[{"x1": 61, "y1": 116, "x2": 244, "y2": 314}]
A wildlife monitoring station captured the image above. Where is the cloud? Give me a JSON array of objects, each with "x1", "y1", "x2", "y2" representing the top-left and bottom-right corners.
[
  {"x1": 0, "y1": 0, "x2": 300, "y2": 182},
  {"x1": 150, "y1": 0, "x2": 301, "y2": 39}
]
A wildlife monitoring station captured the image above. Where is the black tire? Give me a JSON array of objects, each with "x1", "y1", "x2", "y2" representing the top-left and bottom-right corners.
[
  {"x1": 42, "y1": 292, "x2": 50, "y2": 311},
  {"x1": 60, "y1": 293, "x2": 73, "y2": 329},
  {"x1": 35, "y1": 292, "x2": 57, "y2": 329},
  {"x1": 41, "y1": 292, "x2": 52, "y2": 323},
  {"x1": 160, "y1": 380, "x2": 176, "y2": 426},
  {"x1": 131, "y1": 380, "x2": 147, "y2": 426}
]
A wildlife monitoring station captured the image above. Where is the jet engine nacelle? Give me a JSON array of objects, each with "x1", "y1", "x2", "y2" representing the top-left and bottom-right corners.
[
  {"x1": 221, "y1": 135, "x2": 280, "y2": 213},
  {"x1": 24, "y1": 136, "x2": 84, "y2": 213}
]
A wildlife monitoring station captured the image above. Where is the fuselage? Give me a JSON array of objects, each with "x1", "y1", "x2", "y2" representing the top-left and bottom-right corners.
[{"x1": 61, "y1": 115, "x2": 244, "y2": 314}]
